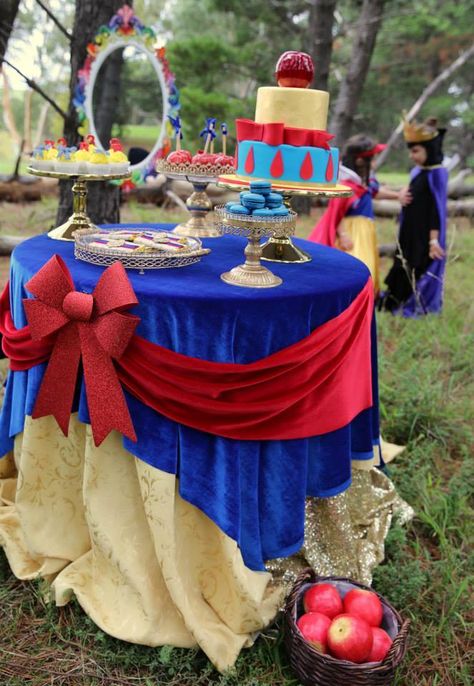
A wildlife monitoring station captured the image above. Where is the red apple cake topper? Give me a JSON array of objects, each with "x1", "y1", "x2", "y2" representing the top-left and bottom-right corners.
[{"x1": 276, "y1": 51, "x2": 314, "y2": 88}]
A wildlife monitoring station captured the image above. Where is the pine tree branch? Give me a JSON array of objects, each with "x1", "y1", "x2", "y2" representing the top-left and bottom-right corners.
[
  {"x1": 2, "y1": 58, "x2": 67, "y2": 119},
  {"x1": 34, "y1": 0, "x2": 72, "y2": 41},
  {"x1": 376, "y1": 43, "x2": 474, "y2": 168}
]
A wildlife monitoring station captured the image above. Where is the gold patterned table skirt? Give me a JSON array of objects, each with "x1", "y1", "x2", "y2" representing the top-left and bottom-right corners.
[{"x1": 0, "y1": 414, "x2": 412, "y2": 671}]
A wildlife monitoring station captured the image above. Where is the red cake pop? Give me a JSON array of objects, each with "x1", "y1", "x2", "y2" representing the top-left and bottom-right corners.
[
  {"x1": 275, "y1": 51, "x2": 314, "y2": 88},
  {"x1": 167, "y1": 149, "x2": 192, "y2": 164}
]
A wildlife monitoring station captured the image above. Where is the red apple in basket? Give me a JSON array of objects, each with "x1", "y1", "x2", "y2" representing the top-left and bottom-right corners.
[
  {"x1": 327, "y1": 614, "x2": 373, "y2": 663},
  {"x1": 343, "y1": 588, "x2": 383, "y2": 627},
  {"x1": 303, "y1": 583, "x2": 343, "y2": 619},
  {"x1": 296, "y1": 612, "x2": 332, "y2": 653},
  {"x1": 368, "y1": 627, "x2": 393, "y2": 663}
]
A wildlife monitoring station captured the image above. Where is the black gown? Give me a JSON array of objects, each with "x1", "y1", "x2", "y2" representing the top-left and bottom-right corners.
[{"x1": 382, "y1": 170, "x2": 440, "y2": 312}]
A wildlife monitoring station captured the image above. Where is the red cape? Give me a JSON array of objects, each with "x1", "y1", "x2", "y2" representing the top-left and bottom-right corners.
[{"x1": 308, "y1": 180, "x2": 366, "y2": 247}]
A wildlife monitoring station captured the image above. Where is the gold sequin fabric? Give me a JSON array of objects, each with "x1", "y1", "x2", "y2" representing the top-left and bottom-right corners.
[{"x1": 267, "y1": 468, "x2": 414, "y2": 589}]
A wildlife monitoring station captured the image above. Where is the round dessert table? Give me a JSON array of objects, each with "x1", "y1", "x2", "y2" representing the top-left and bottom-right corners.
[{"x1": 0, "y1": 224, "x2": 379, "y2": 671}]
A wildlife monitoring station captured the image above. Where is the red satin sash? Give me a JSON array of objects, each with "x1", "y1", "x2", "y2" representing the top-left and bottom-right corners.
[
  {"x1": 236, "y1": 119, "x2": 334, "y2": 150},
  {"x1": 0, "y1": 275, "x2": 374, "y2": 442}
]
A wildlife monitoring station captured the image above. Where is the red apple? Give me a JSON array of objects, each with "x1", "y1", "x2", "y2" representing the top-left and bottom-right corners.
[
  {"x1": 367, "y1": 627, "x2": 393, "y2": 663},
  {"x1": 343, "y1": 589, "x2": 383, "y2": 627},
  {"x1": 303, "y1": 583, "x2": 343, "y2": 619},
  {"x1": 296, "y1": 612, "x2": 332, "y2": 653},
  {"x1": 327, "y1": 614, "x2": 373, "y2": 663},
  {"x1": 167, "y1": 150, "x2": 192, "y2": 164},
  {"x1": 275, "y1": 51, "x2": 314, "y2": 88},
  {"x1": 192, "y1": 152, "x2": 218, "y2": 165}
]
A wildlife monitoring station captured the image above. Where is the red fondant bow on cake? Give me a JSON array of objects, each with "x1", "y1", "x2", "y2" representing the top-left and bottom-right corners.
[
  {"x1": 23, "y1": 255, "x2": 139, "y2": 446},
  {"x1": 236, "y1": 119, "x2": 334, "y2": 150}
]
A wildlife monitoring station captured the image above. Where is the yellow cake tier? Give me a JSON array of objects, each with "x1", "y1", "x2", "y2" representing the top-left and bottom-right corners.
[{"x1": 255, "y1": 87, "x2": 329, "y2": 131}]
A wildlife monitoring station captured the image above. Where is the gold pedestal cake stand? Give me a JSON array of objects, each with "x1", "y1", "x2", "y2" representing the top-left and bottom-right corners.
[
  {"x1": 157, "y1": 160, "x2": 235, "y2": 239},
  {"x1": 28, "y1": 167, "x2": 131, "y2": 241},
  {"x1": 214, "y1": 205, "x2": 296, "y2": 288},
  {"x1": 217, "y1": 176, "x2": 352, "y2": 264}
]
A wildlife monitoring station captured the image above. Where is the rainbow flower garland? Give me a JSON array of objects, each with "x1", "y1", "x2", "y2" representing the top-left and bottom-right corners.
[{"x1": 73, "y1": 4, "x2": 180, "y2": 187}]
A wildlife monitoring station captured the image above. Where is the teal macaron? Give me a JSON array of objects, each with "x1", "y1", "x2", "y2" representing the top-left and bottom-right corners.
[
  {"x1": 241, "y1": 192, "x2": 266, "y2": 209},
  {"x1": 249, "y1": 181, "x2": 272, "y2": 196},
  {"x1": 227, "y1": 204, "x2": 251, "y2": 215},
  {"x1": 252, "y1": 207, "x2": 275, "y2": 217},
  {"x1": 271, "y1": 206, "x2": 289, "y2": 216},
  {"x1": 265, "y1": 192, "x2": 284, "y2": 208}
]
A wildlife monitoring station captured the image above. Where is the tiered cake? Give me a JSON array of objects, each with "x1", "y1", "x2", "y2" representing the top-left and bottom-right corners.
[{"x1": 220, "y1": 51, "x2": 345, "y2": 192}]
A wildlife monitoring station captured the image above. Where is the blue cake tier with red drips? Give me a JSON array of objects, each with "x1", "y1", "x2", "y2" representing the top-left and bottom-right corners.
[{"x1": 236, "y1": 140, "x2": 339, "y2": 186}]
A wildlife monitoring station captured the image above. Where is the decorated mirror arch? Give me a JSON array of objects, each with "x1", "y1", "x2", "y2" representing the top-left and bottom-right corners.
[{"x1": 73, "y1": 4, "x2": 180, "y2": 187}]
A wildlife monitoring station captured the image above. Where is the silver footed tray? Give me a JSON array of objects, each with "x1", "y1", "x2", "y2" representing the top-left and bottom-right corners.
[{"x1": 74, "y1": 228, "x2": 210, "y2": 272}]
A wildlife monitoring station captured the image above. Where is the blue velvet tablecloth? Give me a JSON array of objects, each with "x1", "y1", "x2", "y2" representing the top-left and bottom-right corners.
[{"x1": 0, "y1": 224, "x2": 379, "y2": 570}]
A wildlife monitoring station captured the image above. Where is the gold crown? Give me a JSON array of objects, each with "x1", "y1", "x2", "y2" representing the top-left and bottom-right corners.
[{"x1": 402, "y1": 113, "x2": 438, "y2": 143}]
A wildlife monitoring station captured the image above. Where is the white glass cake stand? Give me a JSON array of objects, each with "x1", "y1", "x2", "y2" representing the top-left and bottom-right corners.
[
  {"x1": 28, "y1": 167, "x2": 131, "y2": 241},
  {"x1": 217, "y1": 177, "x2": 352, "y2": 263},
  {"x1": 214, "y1": 205, "x2": 296, "y2": 288}
]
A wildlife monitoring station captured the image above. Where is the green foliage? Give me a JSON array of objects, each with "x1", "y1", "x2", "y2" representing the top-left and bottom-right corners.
[
  {"x1": 167, "y1": 35, "x2": 249, "y2": 141},
  {"x1": 163, "y1": 0, "x2": 474, "y2": 165},
  {"x1": 164, "y1": 0, "x2": 308, "y2": 146},
  {"x1": 354, "y1": 0, "x2": 474, "y2": 166},
  {"x1": 3, "y1": 0, "x2": 473, "y2": 167},
  {"x1": 168, "y1": 36, "x2": 238, "y2": 92}
]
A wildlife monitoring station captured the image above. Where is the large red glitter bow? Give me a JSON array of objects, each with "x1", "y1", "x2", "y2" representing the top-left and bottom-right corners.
[
  {"x1": 23, "y1": 256, "x2": 139, "y2": 446},
  {"x1": 236, "y1": 119, "x2": 334, "y2": 150}
]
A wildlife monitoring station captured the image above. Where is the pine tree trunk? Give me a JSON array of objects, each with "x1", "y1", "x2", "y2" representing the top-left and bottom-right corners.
[
  {"x1": 57, "y1": 0, "x2": 132, "y2": 226},
  {"x1": 329, "y1": 0, "x2": 386, "y2": 146},
  {"x1": 0, "y1": 0, "x2": 21, "y2": 66},
  {"x1": 307, "y1": 0, "x2": 337, "y2": 92}
]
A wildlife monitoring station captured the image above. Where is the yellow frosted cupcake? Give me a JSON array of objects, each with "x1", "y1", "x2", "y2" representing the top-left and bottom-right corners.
[
  {"x1": 88, "y1": 148, "x2": 110, "y2": 175},
  {"x1": 73, "y1": 142, "x2": 91, "y2": 174},
  {"x1": 55, "y1": 145, "x2": 78, "y2": 173},
  {"x1": 30, "y1": 144, "x2": 49, "y2": 170},
  {"x1": 42, "y1": 139, "x2": 58, "y2": 170},
  {"x1": 108, "y1": 138, "x2": 130, "y2": 173},
  {"x1": 86, "y1": 134, "x2": 97, "y2": 154}
]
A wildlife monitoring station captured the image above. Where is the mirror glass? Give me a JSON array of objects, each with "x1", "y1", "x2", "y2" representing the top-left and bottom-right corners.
[{"x1": 91, "y1": 44, "x2": 164, "y2": 167}]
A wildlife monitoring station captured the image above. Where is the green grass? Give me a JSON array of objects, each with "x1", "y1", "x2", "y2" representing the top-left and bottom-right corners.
[
  {"x1": 0, "y1": 199, "x2": 473, "y2": 685},
  {"x1": 113, "y1": 123, "x2": 162, "y2": 151}
]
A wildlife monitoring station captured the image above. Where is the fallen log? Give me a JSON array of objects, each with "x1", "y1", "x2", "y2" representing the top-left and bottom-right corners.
[
  {"x1": 373, "y1": 198, "x2": 474, "y2": 218},
  {"x1": 0, "y1": 235, "x2": 26, "y2": 256}
]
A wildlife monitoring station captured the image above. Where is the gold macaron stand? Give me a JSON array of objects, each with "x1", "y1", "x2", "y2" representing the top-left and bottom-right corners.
[
  {"x1": 217, "y1": 176, "x2": 352, "y2": 263},
  {"x1": 214, "y1": 205, "x2": 297, "y2": 287}
]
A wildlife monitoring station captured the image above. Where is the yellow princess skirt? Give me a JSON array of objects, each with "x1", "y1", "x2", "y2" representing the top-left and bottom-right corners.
[{"x1": 336, "y1": 216, "x2": 380, "y2": 293}]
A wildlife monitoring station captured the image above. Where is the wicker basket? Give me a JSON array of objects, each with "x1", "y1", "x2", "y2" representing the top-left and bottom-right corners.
[{"x1": 284, "y1": 568, "x2": 410, "y2": 686}]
